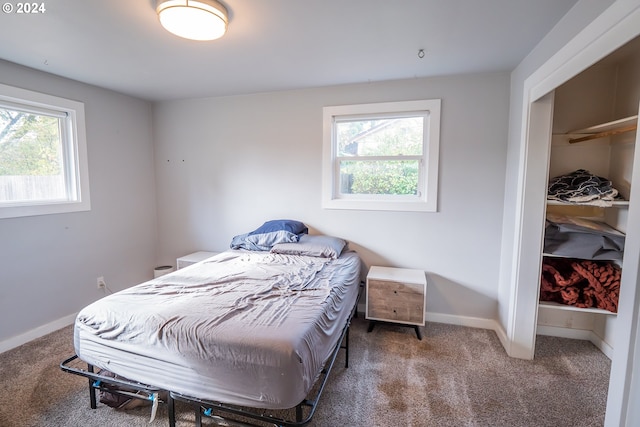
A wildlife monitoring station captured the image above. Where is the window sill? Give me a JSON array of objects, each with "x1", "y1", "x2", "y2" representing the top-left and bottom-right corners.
[
  {"x1": 322, "y1": 198, "x2": 436, "y2": 212},
  {"x1": 0, "y1": 199, "x2": 91, "y2": 219}
]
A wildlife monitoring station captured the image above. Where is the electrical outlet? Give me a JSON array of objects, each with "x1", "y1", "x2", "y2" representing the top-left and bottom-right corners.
[{"x1": 97, "y1": 276, "x2": 106, "y2": 289}]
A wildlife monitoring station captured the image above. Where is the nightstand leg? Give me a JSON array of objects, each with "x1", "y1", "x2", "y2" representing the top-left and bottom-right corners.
[
  {"x1": 414, "y1": 326, "x2": 422, "y2": 340},
  {"x1": 367, "y1": 321, "x2": 376, "y2": 333}
]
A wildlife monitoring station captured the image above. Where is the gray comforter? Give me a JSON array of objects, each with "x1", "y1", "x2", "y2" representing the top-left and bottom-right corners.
[{"x1": 74, "y1": 250, "x2": 361, "y2": 409}]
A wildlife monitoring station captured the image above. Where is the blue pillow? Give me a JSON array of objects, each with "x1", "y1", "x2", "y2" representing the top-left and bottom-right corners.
[
  {"x1": 248, "y1": 219, "x2": 308, "y2": 236},
  {"x1": 230, "y1": 220, "x2": 308, "y2": 251}
]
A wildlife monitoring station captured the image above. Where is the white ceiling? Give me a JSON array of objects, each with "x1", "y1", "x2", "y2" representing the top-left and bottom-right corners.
[{"x1": 0, "y1": 0, "x2": 579, "y2": 101}]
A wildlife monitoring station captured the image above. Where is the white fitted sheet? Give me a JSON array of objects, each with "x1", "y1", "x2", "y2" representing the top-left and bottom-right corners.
[{"x1": 74, "y1": 250, "x2": 361, "y2": 409}]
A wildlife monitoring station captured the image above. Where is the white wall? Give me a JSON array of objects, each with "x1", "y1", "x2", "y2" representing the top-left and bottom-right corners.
[
  {"x1": 153, "y1": 73, "x2": 510, "y2": 323},
  {"x1": 0, "y1": 60, "x2": 158, "y2": 349}
]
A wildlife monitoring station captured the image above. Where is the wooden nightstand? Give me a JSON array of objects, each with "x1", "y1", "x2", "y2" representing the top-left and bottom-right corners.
[
  {"x1": 365, "y1": 266, "x2": 427, "y2": 340},
  {"x1": 176, "y1": 251, "x2": 219, "y2": 269}
]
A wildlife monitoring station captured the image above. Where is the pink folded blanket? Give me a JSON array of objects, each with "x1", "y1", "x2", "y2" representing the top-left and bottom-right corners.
[{"x1": 540, "y1": 257, "x2": 620, "y2": 313}]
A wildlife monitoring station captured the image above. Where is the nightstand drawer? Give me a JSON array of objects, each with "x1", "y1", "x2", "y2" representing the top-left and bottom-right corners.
[
  {"x1": 368, "y1": 279, "x2": 424, "y2": 296},
  {"x1": 367, "y1": 280, "x2": 424, "y2": 323}
]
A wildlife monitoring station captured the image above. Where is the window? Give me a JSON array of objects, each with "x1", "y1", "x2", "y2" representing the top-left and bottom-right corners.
[
  {"x1": 322, "y1": 99, "x2": 441, "y2": 212},
  {"x1": 0, "y1": 84, "x2": 90, "y2": 219}
]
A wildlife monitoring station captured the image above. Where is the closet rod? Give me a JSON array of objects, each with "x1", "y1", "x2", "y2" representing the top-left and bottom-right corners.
[{"x1": 569, "y1": 124, "x2": 637, "y2": 144}]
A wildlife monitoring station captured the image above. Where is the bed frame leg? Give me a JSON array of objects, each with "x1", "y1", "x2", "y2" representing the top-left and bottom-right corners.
[
  {"x1": 168, "y1": 394, "x2": 176, "y2": 427},
  {"x1": 345, "y1": 326, "x2": 350, "y2": 369},
  {"x1": 296, "y1": 403, "x2": 303, "y2": 422},
  {"x1": 87, "y1": 364, "x2": 97, "y2": 409},
  {"x1": 195, "y1": 404, "x2": 203, "y2": 427}
]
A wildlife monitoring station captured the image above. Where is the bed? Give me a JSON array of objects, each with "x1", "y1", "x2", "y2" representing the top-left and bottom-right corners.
[{"x1": 61, "y1": 222, "x2": 362, "y2": 426}]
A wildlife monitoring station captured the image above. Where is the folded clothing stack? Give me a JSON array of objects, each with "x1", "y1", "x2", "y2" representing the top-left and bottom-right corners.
[{"x1": 547, "y1": 169, "x2": 619, "y2": 206}]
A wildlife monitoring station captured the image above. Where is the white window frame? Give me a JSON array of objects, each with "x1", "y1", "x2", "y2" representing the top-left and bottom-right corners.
[
  {"x1": 0, "y1": 83, "x2": 90, "y2": 219},
  {"x1": 322, "y1": 99, "x2": 441, "y2": 212}
]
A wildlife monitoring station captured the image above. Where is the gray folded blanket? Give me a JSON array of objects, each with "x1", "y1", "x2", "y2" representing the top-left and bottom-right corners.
[{"x1": 544, "y1": 214, "x2": 625, "y2": 260}]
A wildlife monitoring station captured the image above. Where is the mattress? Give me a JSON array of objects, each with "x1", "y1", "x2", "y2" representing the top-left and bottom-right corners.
[{"x1": 74, "y1": 250, "x2": 361, "y2": 409}]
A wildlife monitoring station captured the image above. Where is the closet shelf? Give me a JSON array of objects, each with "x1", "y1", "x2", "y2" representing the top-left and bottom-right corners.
[
  {"x1": 566, "y1": 115, "x2": 637, "y2": 144},
  {"x1": 542, "y1": 253, "x2": 624, "y2": 266},
  {"x1": 538, "y1": 301, "x2": 617, "y2": 316},
  {"x1": 546, "y1": 199, "x2": 630, "y2": 207}
]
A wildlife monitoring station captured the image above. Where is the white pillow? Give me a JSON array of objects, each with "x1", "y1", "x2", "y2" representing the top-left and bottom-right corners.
[{"x1": 270, "y1": 234, "x2": 347, "y2": 259}]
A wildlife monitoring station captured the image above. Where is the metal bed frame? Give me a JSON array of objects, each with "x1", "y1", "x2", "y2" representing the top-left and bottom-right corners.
[
  {"x1": 60, "y1": 283, "x2": 362, "y2": 427},
  {"x1": 60, "y1": 355, "x2": 175, "y2": 423}
]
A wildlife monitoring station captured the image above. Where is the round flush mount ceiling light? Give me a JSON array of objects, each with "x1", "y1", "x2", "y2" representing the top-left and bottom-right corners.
[{"x1": 156, "y1": 0, "x2": 228, "y2": 41}]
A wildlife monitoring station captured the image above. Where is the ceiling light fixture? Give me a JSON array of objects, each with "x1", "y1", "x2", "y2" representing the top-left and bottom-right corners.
[{"x1": 156, "y1": 0, "x2": 229, "y2": 41}]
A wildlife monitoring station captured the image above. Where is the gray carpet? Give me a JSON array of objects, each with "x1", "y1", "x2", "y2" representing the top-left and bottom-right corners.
[{"x1": 0, "y1": 317, "x2": 610, "y2": 426}]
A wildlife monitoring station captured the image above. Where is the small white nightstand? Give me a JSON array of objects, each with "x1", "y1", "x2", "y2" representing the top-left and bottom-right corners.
[
  {"x1": 365, "y1": 266, "x2": 427, "y2": 340},
  {"x1": 176, "y1": 251, "x2": 219, "y2": 269}
]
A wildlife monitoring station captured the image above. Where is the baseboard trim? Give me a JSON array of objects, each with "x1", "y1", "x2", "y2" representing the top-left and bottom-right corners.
[
  {"x1": 536, "y1": 324, "x2": 593, "y2": 340},
  {"x1": 0, "y1": 312, "x2": 77, "y2": 354},
  {"x1": 425, "y1": 312, "x2": 500, "y2": 332},
  {"x1": 358, "y1": 310, "x2": 503, "y2": 342},
  {"x1": 588, "y1": 331, "x2": 614, "y2": 360},
  {"x1": 536, "y1": 325, "x2": 614, "y2": 360},
  {"x1": 493, "y1": 322, "x2": 510, "y2": 354}
]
